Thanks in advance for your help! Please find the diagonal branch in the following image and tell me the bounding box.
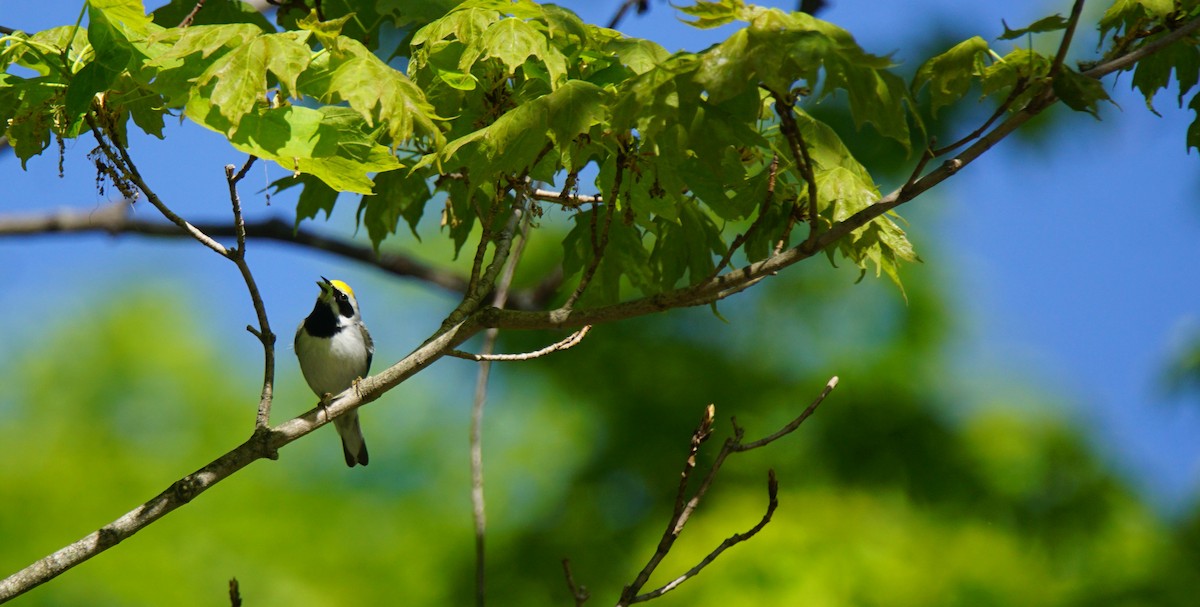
[0,315,484,602]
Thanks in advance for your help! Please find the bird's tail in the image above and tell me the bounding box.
[333,411,369,467]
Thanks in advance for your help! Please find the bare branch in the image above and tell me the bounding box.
[224,158,277,432]
[562,559,590,606]
[616,377,838,606]
[177,0,206,28]
[228,578,242,607]
[1049,0,1087,80]
[447,326,591,362]
[734,375,839,452]
[607,0,649,30]
[1083,14,1200,78]
[632,470,779,603]
[532,188,602,207]
[617,405,717,605]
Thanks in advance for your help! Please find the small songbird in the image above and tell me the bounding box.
[295,277,373,467]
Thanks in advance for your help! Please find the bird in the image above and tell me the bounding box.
[295,277,373,467]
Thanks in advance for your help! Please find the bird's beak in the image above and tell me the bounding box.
[318,276,332,290]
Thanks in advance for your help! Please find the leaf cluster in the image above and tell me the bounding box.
[3,0,1199,308]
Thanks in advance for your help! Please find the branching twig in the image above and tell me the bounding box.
[614,376,839,606]
[89,116,233,257]
[734,375,839,451]
[632,470,779,602]
[447,325,591,362]
[769,91,820,246]
[224,158,277,432]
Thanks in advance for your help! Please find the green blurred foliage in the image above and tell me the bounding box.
[4,260,1196,605]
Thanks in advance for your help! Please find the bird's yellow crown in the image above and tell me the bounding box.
[328,279,355,298]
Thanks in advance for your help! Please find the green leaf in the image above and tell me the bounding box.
[650,202,725,289]
[1053,67,1110,117]
[1132,39,1200,113]
[67,5,137,117]
[89,0,152,34]
[272,173,340,223]
[677,0,746,30]
[440,79,608,176]
[998,14,1069,40]
[358,169,433,246]
[913,36,988,117]
[296,10,353,52]
[300,37,441,145]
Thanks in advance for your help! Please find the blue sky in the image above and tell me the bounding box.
[2,0,1198,513]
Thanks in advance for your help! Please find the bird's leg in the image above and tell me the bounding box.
[318,392,332,423]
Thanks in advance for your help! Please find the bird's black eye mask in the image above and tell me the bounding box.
[335,292,355,318]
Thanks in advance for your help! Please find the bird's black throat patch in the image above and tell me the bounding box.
[303,301,339,338]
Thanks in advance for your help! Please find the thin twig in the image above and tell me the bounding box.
[225,158,277,432]
[1083,14,1200,78]
[616,376,839,606]
[228,578,242,607]
[769,91,820,246]
[177,0,206,28]
[632,470,779,603]
[1049,0,1087,80]
[607,0,648,30]
[734,376,839,451]
[469,190,533,607]
[86,114,229,256]
[562,559,590,606]
[447,326,591,361]
[617,405,717,605]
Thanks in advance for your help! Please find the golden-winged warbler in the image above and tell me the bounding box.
[295,277,373,467]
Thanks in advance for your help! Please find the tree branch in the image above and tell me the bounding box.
[615,376,839,605]
[0,315,484,602]
[469,195,533,607]
[0,201,564,310]
[224,158,277,432]
[770,90,820,245]
[447,325,591,362]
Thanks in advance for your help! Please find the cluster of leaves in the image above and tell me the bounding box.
[2,0,1198,306]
